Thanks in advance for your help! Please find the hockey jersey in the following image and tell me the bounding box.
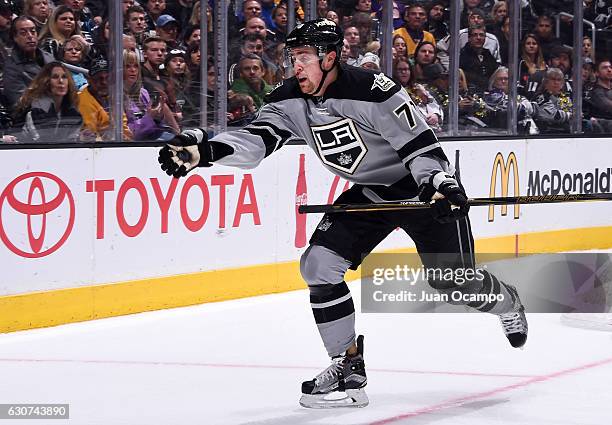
[211,64,453,200]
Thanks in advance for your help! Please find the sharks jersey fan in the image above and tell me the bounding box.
[158,18,529,409]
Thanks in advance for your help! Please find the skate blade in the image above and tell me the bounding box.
[299,388,369,409]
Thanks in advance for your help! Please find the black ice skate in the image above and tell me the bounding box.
[299,335,368,408]
[499,285,528,348]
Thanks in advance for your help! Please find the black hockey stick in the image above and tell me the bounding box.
[298,193,612,214]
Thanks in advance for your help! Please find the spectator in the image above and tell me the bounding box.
[351,12,377,50]
[392,57,413,88]
[39,5,82,58]
[182,25,200,49]
[344,25,362,66]
[141,36,168,96]
[241,16,278,46]
[317,0,329,19]
[525,45,573,100]
[392,33,408,62]
[588,59,612,121]
[144,0,167,31]
[326,10,340,25]
[163,48,191,126]
[24,0,50,33]
[123,49,179,140]
[155,14,181,49]
[0,1,11,84]
[60,35,90,90]
[227,91,256,127]
[532,15,562,60]
[12,61,83,142]
[359,52,380,71]
[455,8,501,63]
[242,0,263,25]
[90,17,109,59]
[427,0,448,41]
[487,1,507,32]
[393,3,435,57]
[126,5,149,48]
[4,16,55,108]
[459,24,498,93]
[271,2,288,42]
[60,0,96,34]
[228,33,276,85]
[413,41,438,83]
[583,35,595,63]
[339,37,350,64]
[354,0,372,15]
[582,58,596,94]
[460,0,494,28]
[122,0,136,16]
[78,58,132,140]
[532,67,573,134]
[230,53,272,109]
[518,34,546,94]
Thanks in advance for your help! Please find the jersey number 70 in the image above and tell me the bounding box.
[393,101,418,130]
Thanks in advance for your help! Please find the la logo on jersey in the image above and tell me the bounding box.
[311,118,367,174]
[371,73,395,92]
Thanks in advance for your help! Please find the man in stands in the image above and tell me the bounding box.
[141,36,168,95]
[393,3,436,56]
[3,16,54,108]
[230,53,272,109]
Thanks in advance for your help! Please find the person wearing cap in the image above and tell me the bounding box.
[78,58,133,141]
[162,48,192,127]
[4,16,55,108]
[359,52,380,71]
[155,14,181,49]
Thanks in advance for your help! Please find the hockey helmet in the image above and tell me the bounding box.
[284,18,344,65]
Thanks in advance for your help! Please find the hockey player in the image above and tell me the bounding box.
[158,18,528,409]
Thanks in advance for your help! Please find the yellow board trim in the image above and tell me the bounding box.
[2,225,612,333]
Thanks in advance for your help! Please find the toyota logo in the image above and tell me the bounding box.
[0,172,75,258]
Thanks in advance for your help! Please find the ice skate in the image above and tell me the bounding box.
[499,285,528,348]
[299,335,368,408]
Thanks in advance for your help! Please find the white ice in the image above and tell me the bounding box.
[1,282,611,425]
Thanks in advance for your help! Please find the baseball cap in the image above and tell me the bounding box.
[549,45,572,58]
[156,14,178,28]
[90,58,109,76]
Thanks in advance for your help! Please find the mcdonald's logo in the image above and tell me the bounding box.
[488,152,520,222]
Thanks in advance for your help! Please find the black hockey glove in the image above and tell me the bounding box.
[422,171,470,223]
[158,128,213,178]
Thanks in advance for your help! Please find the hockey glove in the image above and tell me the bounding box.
[158,128,213,178]
[424,172,470,223]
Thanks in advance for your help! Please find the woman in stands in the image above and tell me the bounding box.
[24,0,50,33]
[518,33,546,94]
[392,34,408,63]
[123,49,180,141]
[12,62,83,142]
[39,5,83,58]
[60,35,90,90]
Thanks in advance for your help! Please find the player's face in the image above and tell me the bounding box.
[290,46,328,95]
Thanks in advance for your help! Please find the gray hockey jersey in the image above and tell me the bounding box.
[212,64,453,200]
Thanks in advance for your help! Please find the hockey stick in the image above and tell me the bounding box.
[298,193,612,214]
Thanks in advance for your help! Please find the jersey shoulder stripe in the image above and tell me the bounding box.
[325,65,402,103]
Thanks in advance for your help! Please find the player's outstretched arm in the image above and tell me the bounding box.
[158,128,234,178]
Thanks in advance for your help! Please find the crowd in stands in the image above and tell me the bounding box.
[0,0,611,142]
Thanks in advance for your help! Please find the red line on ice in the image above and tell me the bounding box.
[368,356,612,425]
